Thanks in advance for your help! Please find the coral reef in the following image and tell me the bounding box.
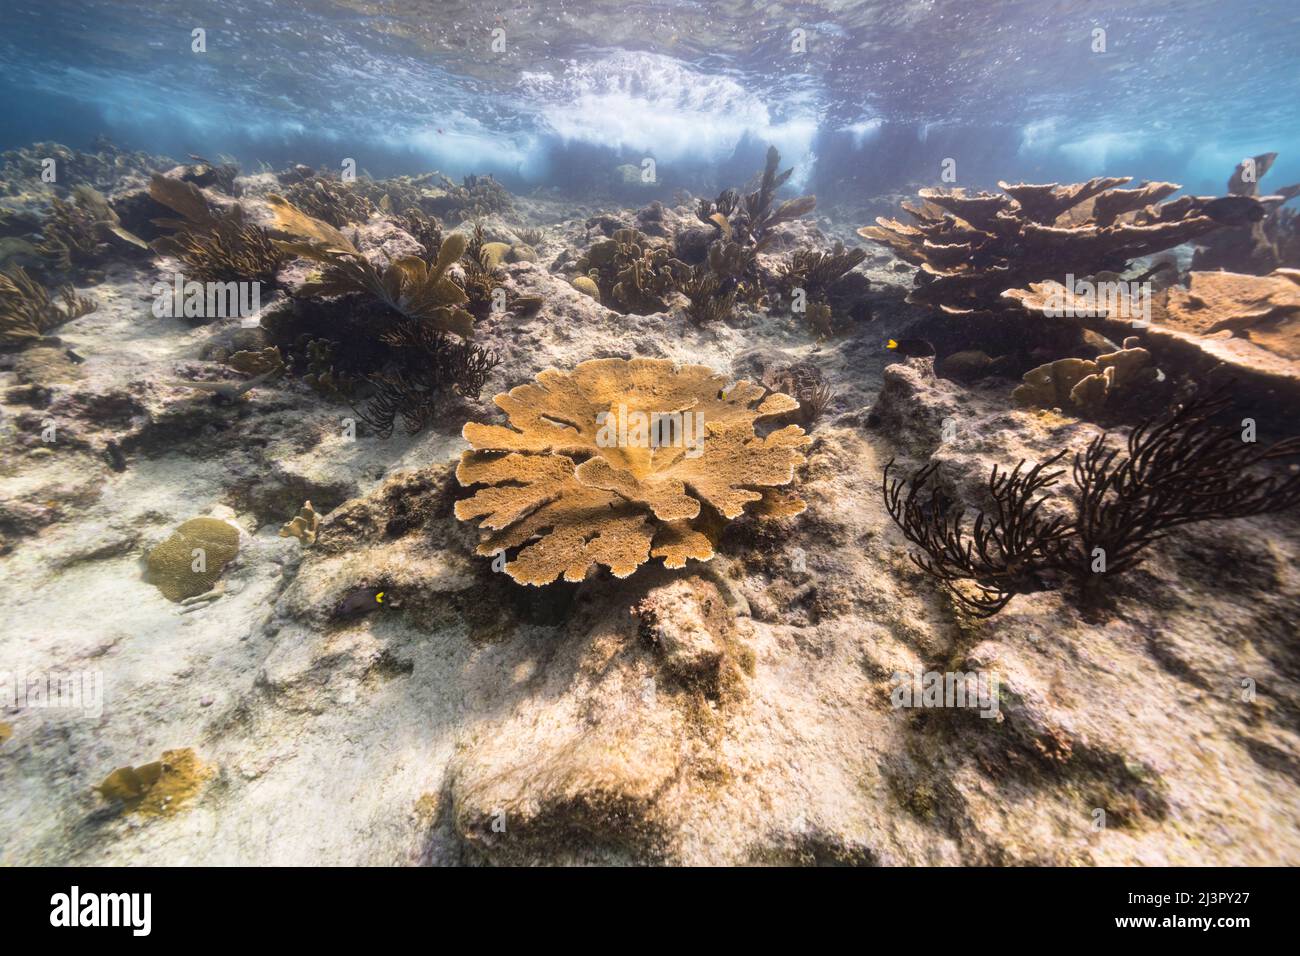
[455,358,809,584]
[7,126,1300,870]
[0,266,96,345]
[36,186,148,272]
[419,172,514,224]
[355,321,500,437]
[149,175,286,286]
[282,175,376,227]
[575,227,690,314]
[268,194,472,336]
[858,177,1259,316]
[0,138,172,197]
[884,392,1300,615]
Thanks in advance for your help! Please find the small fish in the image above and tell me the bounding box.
[165,367,281,400]
[334,586,384,618]
[886,337,937,358]
[1200,195,1265,226]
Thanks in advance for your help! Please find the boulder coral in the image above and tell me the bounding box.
[144,516,240,601]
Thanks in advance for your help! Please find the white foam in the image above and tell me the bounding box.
[519,51,819,183]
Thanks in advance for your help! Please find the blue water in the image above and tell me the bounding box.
[3,0,1299,197]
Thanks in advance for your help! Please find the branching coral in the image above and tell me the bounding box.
[397,207,444,261]
[459,224,506,320]
[699,146,817,249]
[883,393,1300,616]
[352,174,431,213]
[282,176,376,227]
[680,267,736,325]
[1069,395,1300,577]
[36,186,147,271]
[180,154,240,195]
[1012,340,1156,413]
[299,336,357,399]
[1159,269,1300,360]
[778,242,868,300]
[575,227,690,314]
[263,198,497,435]
[762,362,836,428]
[149,175,286,286]
[419,172,514,224]
[0,139,172,197]
[279,501,321,546]
[267,194,472,337]
[356,320,500,437]
[777,240,869,334]
[1004,268,1300,398]
[0,266,96,345]
[36,184,147,270]
[455,358,810,584]
[692,146,817,308]
[859,177,1261,315]
[884,454,1073,616]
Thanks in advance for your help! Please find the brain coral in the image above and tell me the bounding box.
[145,517,240,601]
[455,358,810,584]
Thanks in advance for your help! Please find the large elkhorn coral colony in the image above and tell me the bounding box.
[454,358,810,584]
